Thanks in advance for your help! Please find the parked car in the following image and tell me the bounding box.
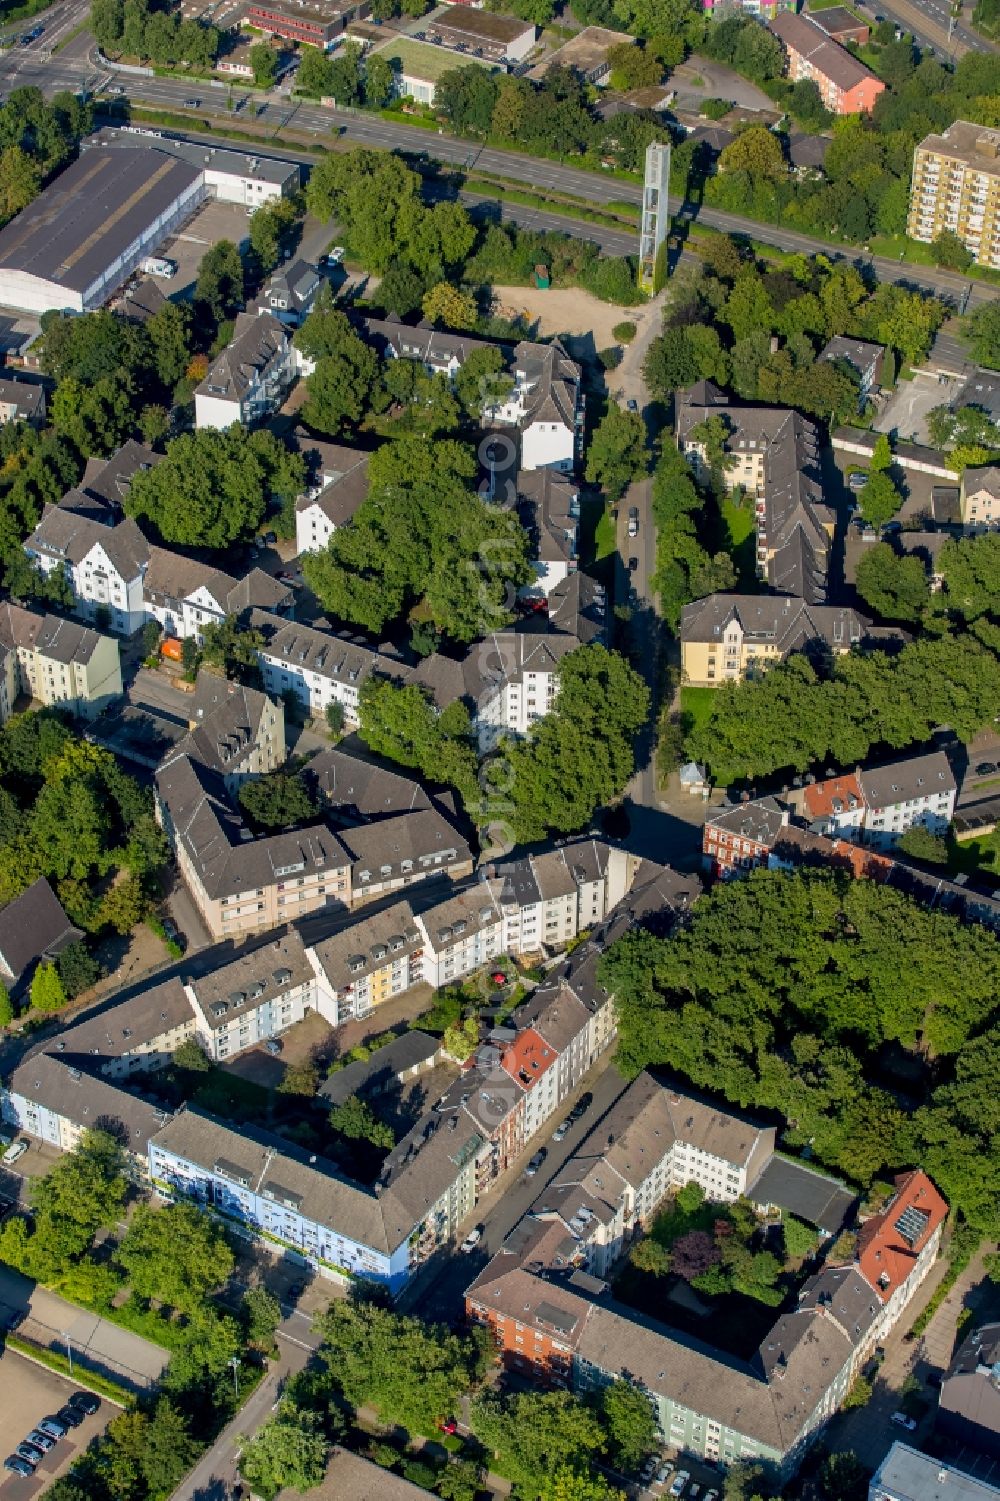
[975,762,998,775]
[264,1039,282,1056]
[705,1491,720,1501]
[669,1473,690,1497]
[3,1138,28,1164]
[891,1411,917,1431]
[552,1119,572,1142]
[626,397,638,412]
[848,469,868,492]
[657,1462,675,1483]
[69,1392,100,1417]
[15,1442,43,1466]
[640,1456,658,1480]
[328,247,346,264]
[38,1416,67,1440]
[628,556,638,573]
[569,1092,593,1122]
[56,1406,84,1430]
[25,1430,55,1453]
[628,506,639,537]
[688,1486,701,1499]
[437,1417,458,1434]
[524,1149,546,1177]
[184,97,201,107]
[460,1226,482,1253]
[4,1456,34,1477]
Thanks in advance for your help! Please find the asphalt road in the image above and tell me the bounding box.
[396,1059,629,1324]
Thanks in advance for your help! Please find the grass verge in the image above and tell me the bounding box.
[6,1332,133,1405]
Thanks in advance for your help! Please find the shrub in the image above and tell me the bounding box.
[613,321,638,342]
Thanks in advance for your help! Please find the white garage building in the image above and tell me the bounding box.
[0,146,205,316]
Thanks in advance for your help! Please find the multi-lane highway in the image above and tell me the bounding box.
[1,35,997,308]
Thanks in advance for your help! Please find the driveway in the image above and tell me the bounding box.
[671,56,776,112]
[0,1266,169,1393]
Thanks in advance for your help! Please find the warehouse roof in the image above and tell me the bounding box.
[0,147,201,295]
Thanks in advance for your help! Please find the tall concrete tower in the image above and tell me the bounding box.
[639,140,671,291]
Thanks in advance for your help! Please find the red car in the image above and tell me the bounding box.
[437,1418,458,1435]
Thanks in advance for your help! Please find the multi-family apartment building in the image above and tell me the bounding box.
[677,383,835,602]
[185,931,319,1062]
[870,1444,1000,1501]
[292,439,369,556]
[768,11,885,115]
[252,613,411,728]
[0,603,122,722]
[907,122,1000,271]
[337,810,474,906]
[961,464,1000,529]
[1,855,696,1291]
[416,572,608,752]
[856,1169,948,1327]
[468,1081,946,1481]
[704,797,790,877]
[818,335,885,409]
[517,470,580,597]
[531,1071,775,1277]
[155,753,353,940]
[680,595,874,685]
[24,501,292,641]
[195,312,298,430]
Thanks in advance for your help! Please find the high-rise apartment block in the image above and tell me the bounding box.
[907,122,1000,270]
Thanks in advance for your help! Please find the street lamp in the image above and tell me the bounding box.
[229,1355,241,1400]
[62,1331,73,1374]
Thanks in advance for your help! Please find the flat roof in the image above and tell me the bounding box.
[0,147,202,295]
[429,5,534,41]
[375,34,499,81]
[95,128,299,188]
[872,1443,1000,1501]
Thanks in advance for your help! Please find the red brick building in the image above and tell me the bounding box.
[702,797,788,878]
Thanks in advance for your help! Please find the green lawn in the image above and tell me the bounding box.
[594,505,617,563]
[949,830,1000,877]
[722,494,759,589]
[680,685,717,733]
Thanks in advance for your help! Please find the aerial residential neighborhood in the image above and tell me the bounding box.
[0,0,998,1495]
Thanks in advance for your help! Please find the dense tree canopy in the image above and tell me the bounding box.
[684,635,1000,784]
[599,869,1000,1229]
[302,438,530,640]
[126,428,305,549]
[117,1201,235,1312]
[315,1301,480,1433]
[497,644,649,844]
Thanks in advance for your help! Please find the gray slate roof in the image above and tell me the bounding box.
[196,312,289,403]
[0,878,82,990]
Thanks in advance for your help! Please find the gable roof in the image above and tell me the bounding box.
[196,312,288,404]
[856,1169,948,1302]
[0,878,82,990]
[769,10,882,92]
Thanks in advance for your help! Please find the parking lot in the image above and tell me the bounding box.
[638,1454,722,1500]
[161,198,254,299]
[874,372,964,445]
[0,1350,111,1494]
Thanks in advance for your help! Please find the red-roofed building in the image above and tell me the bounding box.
[856,1170,948,1331]
[798,772,866,840]
[502,1026,561,1149]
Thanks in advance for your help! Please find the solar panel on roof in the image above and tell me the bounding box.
[895,1204,930,1247]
